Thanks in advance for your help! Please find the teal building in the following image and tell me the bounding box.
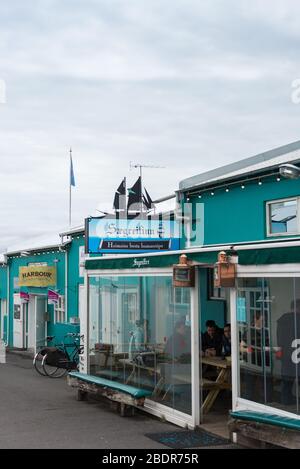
[81,140,300,435]
[0,227,85,351]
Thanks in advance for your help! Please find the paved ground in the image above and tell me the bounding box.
[0,354,237,449]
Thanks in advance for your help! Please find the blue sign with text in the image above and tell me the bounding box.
[86,217,180,254]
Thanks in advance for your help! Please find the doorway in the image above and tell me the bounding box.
[13,293,28,349]
[12,294,47,352]
[198,268,232,436]
[0,299,7,343]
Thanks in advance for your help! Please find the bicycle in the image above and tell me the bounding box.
[41,333,84,378]
[33,336,56,376]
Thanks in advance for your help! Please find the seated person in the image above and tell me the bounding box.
[164,319,191,363]
[128,320,145,359]
[201,320,222,357]
[221,323,231,357]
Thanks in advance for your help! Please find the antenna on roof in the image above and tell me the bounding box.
[129,162,165,214]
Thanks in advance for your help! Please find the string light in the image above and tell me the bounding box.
[258,180,263,186]
[276,177,281,182]
[225,188,229,193]
[211,191,215,196]
[241,184,245,189]
[198,195,202,199]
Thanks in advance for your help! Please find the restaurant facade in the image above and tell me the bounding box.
[0,227,85,352]
[79,140,300,435]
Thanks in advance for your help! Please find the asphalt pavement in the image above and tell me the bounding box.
[0,354,178,449]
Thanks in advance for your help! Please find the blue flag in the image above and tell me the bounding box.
[70,154,76,187]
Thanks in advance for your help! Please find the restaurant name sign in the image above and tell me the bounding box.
[86,217,180,254]
[19,266,56,287]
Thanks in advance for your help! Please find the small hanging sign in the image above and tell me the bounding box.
[173,254,195,287]
[214,251,236,288]
[48,289,59,304]
[20,291,29,303]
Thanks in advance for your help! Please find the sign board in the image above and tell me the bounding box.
[14,304,21,319]
[237,297,247,323]
[19,266,56,287]
[86,217,180,254]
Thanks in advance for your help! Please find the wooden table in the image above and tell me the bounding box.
[118,356,161,386]
[201,356,231,414]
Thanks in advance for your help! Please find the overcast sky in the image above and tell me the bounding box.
[1,0,300,251]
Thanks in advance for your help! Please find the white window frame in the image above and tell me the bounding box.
[232,264,300,421]
[266,196,300,237]
[85,267,198,429]
[27,262,48,266]
[54,295,65,324]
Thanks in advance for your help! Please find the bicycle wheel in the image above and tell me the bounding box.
[33,352,47,376]
[42,353,68,378]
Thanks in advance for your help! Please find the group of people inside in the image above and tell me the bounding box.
[201,320,231,358]
[164,318,231,362]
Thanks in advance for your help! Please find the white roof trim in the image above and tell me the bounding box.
[180,140,300,192]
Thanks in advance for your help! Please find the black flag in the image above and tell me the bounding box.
[127,176,142,212]
[113,178,126,211]
[143,187,154,210]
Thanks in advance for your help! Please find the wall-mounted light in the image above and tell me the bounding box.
[279,164,300,179]
[20,251,30,257]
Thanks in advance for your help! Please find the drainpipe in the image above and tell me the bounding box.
[65,248,68,322]
[5,255,9,347]
[60,235,68,322]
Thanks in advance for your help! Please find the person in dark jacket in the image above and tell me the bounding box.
[164,320,191,362]
[201,320,222,357]
[221,323,231,357]
[277,299,300,406]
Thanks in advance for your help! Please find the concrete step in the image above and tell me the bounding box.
[6,347,34,359]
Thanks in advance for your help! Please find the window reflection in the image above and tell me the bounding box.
[88,275,192,415]
[268,199,297,234]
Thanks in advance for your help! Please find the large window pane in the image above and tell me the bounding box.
[237,278,267,404]
[268,199,297,235]
[237,277,300,415]
[88,275,192,415]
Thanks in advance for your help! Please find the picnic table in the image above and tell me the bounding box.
[201,356,231,414]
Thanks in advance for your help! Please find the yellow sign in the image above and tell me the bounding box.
[19,266,56,287]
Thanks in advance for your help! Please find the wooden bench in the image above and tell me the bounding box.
[68,372,152,417]
[229,411,300,448]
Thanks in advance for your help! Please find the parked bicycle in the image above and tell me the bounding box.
[33,333,84,378]
[33,336,56,376]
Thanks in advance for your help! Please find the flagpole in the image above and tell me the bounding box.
[69,148,72,227]
[140,166,143,216]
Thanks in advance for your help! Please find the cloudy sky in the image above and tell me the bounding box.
[1,0,300,251]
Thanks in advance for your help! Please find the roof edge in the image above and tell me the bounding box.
[179,139,300,192]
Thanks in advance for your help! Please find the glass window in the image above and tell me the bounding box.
[207,269,226,300]
[267,198,298,235]
[237,277,300,415]
[54,295,65,323]
[88,275,192,415]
